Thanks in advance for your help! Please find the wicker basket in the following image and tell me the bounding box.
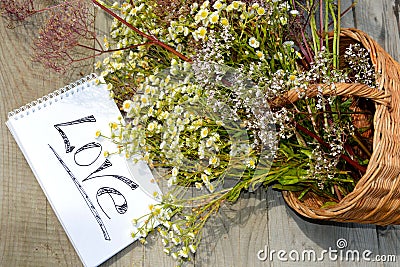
[282,28,400,226]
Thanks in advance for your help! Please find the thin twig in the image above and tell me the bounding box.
[91,0,192,63]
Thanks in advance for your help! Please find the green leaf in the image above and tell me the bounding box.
[272,184,304,191]
[300,149,313,159]
[298,188,311,200]
[320,201,338,208]
[278,177,300,185]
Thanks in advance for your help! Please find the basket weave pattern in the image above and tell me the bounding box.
[282,28,400,225]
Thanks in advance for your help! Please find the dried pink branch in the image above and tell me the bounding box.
[5,0,191,72]
[0,0,35,21]
[32,0,99,72]
[91,0,192,63]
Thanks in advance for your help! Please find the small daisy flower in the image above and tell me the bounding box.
[122,100,133,112]
[290,9,299,16]
[141,95,149,106]
[189,244,197,253]
[247,158,256,169]
[197,26,207,39]
[200,0,209,9]
[179,247,189,258]
[100,70,109,78]
[283,40,295,47]
[206,137,214,147]
[103,36,109,49]
[220,17,229,27]
[256,50,265,60]
[183,26,189,36]
[249,37,260,48]
[176,25,184,33]
[207,182,215,192]
[201,173,209,183]
[167,176,177,187]
[103,57,109,65]
[209,156,220,167]
[197,9,209,20]
[112,50,123,58]
[257,7,266,16]
[171,252,178,260]
[209,12,219,24]
[94,61,101,69]
[232,1,241,9]
[213,1,223,10]
[130,7,138,15]
[191,2,198,11]
[172,167,179,177]
[110,122,118,130]
[200,127,209,138]
[147,121,156,132]
[172,237,181,245]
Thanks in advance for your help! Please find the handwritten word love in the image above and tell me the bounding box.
[48,115,138,241]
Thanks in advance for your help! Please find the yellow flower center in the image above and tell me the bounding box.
[214,2,223,9]
[221,18,229,26]
[257,7,265,15]
[199,9,208,19]
[198,27,207,38]
[210,14,219,23]
[123,102,131,110]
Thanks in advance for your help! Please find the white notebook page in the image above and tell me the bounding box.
[6,75,160,267]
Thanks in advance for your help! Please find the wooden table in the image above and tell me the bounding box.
[1,1,400,266]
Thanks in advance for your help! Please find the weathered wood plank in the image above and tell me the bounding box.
[1,1,400,267]
[341,0,400,61]
[194,189,269,267]
[0,15,83,267]
[266,188,383,267]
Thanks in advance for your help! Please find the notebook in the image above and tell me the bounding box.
[6,74,161,267]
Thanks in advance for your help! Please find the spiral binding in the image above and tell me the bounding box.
[8,73,98,120]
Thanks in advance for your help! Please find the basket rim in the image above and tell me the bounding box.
[282,28,400,225]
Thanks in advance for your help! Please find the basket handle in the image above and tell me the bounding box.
[271,83,391,108]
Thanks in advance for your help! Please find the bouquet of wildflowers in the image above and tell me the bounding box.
[2,0,378,264]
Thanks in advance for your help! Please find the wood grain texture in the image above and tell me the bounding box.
[0,15,85,267]
[1,1,400,267]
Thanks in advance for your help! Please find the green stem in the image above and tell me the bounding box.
[337,0,341,68]
[329,1,339,68]
[309,0,319,53]
[295,123,367,174]
[324,0,329,52]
